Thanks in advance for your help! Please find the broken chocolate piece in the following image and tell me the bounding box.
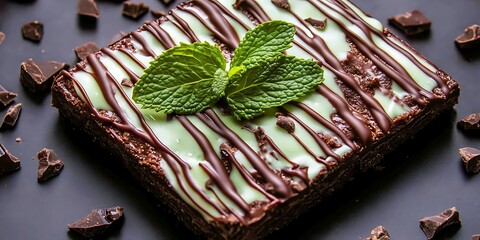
[122,1,149,19]
[271,0,290,10]
[21,21,44,42]
[276,115,295,133]
[20,59,69,92]
[459,147,480,174]
[0,85,17,109]
[1,103,22,129]
[68,206,124,238]
[419,207,461,240]
[0,32,5,45]
[363,226,391,240]
[151,9,166,19]
[388,10,431,35]
[457,113,480,132]
[37,148,64,181]
[455,24,480,49]
[109,31,126,45]
[0,143,20,176]
[74,41,99,60]
[305,17,327,30]
[121,78,134,88]
[472,234,480,240]
[77,0,99,19]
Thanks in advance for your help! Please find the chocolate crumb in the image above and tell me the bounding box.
[77,0,100,19]
[271,0,290,10]
[74,41,99,60]
[151,9,166,19]
[276,115,295,133]
[121,78,134,88]
[68,206,124,238]
[459,147,480,174]
[15,137,22,142]
[122,1,149,19]
[455,24,480,49]
[457,113,480,132]
[21,21,44,42]
[1,103,22,129]
[305,17,327,30]
[20,59,70,92]
[388,10,431,36]
[0,32,5,45]
[419,207,461,240]
[363,226,391,240]
[37,148,64,181]
[0,143,21,176]
[0,85,17,109]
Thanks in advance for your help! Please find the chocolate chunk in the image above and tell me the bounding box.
[305,17,327,30]
[121,78,134,88]
[473,234,480,240]
[1,103,22,129]
[74,41,99,60]
[0,143,20,176]
[388,10,431,36]
[363,226,391,240]
[0,32,5,45]
[455,25,480,49]
[457,113,480,132]
[122,1,149,19]
[271,0,290,10]
[77,0,99,19]
[68,206,124,238]
[151,9,166,19]
[20,59,70,92]
[21,21,44,42]
[109,31,126,45]
[0,85,17,109]
[276,115,295,133]
[419,207,461,240]
[37,148,64,181]
[459,147,480,174]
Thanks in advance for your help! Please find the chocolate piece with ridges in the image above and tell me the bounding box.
[20,59,69,92]
[305,17,327,30]
[1,103,22,129]
[363,226,391,240]
[122,1,149,19]
[388,10,431,35]
[21,21,43,42]
[68,206,124,238]
[77,0,99,19]
[419,207,461,240]
[455,25,480,49]
[37,148,64,181]
[459,147,480,174]
[0,85,17,109]
[0,143,20,176]
[74,42,99,60]
[0,32,5,45]
[457,113,480,132]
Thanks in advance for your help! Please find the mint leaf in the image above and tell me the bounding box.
[230,20,296,68]
[226,54,324,120]
[132,42,228,114]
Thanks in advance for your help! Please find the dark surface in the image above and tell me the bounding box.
[0,0,479,239]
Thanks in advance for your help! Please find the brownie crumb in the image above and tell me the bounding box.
[419,207,461,240]
[151,9,166,19]
[276,115,295,133]
[459,147,480,174]
[1,103,22,129]
[0,143,21,176]
[457,113,480,132]
[21,21,44,42]
[20,59,70,92]
[68,206,124,238]
[455,24,480,49]
[363,226,391,240]
[74,41,99,60]
[122,1,149,19]
[37,148,64,182]
[77,0,100,19]
[388,10,431,36]
[305,17,327,30]
[0,85,17,109]
[0,32,5,45]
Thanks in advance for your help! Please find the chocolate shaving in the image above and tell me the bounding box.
[68,206,124,238]
[457,113,480,132]
[122,1,149,19]
[459,147,480,174]
[0,144,20,176]
[21,21,44,42]
[151,9,166,19]
[0,85,17,109]
[0,32,5,45]
[271,0,290,10]
[74,41,99,60]
[419,207,461,240]
[455,24,480,49]
[388,10,431,36]
[1,103,22,129]
[77,0,100,19]
[363,226,391,240]
[121,78,134,88]
[20,59,70,92]
[305,17,327,30]
[37,148,64,182]
[276,115,295,133]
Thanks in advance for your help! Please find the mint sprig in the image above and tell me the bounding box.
[133,20,324,120]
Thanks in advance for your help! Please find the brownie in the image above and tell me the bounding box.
[51,1,460,239]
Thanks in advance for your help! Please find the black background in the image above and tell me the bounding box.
[1,0,480,239]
